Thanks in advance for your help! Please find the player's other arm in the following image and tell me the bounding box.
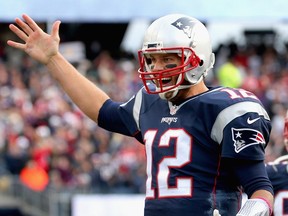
[233,159,274,215]
[7,14,109,122]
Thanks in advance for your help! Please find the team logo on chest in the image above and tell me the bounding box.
[169,104,179,115]
[231,128,265,153]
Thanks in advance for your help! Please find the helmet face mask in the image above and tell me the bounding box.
[138,14,215,97]
[138,47,200,94]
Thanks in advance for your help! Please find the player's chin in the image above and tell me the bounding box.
[164,91,174,100]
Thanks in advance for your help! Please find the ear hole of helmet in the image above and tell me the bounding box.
[199,60,204,66]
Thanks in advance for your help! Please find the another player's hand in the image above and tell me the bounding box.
[7,14,61,65]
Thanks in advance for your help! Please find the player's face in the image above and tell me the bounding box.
[148,53,182,88]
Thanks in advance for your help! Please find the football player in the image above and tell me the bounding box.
[266,110,288,216]
[7,13,273,216]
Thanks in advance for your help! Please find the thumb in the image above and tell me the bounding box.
[51,20,61,38]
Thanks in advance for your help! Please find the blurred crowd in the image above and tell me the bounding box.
[0,33,288,194]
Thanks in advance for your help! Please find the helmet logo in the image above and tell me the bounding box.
[171,17,195,39]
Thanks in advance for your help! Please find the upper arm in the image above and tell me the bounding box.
[98,99,142,143]
[98,99,131,136]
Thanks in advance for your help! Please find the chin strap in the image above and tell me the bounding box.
[158,88,179,100]
[158,84,193,100]
[158,74,204,100]
[157,84,190,101]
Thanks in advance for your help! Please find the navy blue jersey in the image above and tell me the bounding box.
[266,160,288,216]
[98,86,271,216]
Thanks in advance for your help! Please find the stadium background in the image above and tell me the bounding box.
[1,1,288,216]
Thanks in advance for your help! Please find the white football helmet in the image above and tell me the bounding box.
[138,13,215,99]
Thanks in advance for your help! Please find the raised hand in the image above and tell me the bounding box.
[7,14,61,65]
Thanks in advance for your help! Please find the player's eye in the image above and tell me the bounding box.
[145,57,152,65]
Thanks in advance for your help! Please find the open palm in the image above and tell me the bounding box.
[7,14,61,65]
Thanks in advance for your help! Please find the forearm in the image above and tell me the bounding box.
[47,52,110,122]
[231,158,274,215]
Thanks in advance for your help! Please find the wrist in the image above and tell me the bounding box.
[254,197,273,215]
[237,198,272,216]
[45,51,62,66]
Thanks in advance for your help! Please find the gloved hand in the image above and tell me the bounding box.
[213,209,221,216]
[236,198,271,216]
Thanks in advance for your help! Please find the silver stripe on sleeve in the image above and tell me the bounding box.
[120,87,143,130]
[132,89,143,130]
[211,101,270,144]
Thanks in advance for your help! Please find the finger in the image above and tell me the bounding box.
[22,14,42,32]
[51,20,61,38]
[15,17,34,36]
[7,40,26,50]
[9,24,29,42]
